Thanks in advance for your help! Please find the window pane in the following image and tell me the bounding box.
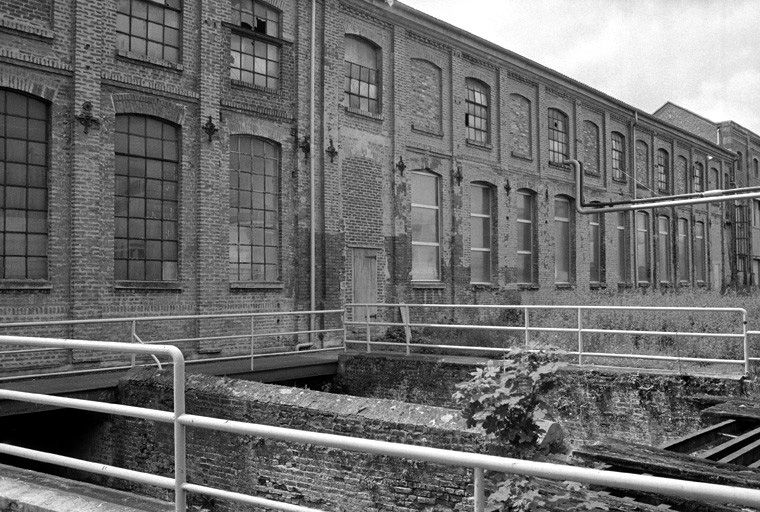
[471,251,490,283]
[412,208,439,243]
[412,245,438,281]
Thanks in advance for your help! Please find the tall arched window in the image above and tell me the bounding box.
[677,156,689,194]
[114,115,179,281]
[582,121,600,175]
[636,211,650,285]
[617,212,630,285]
[611,132,626,181]
[590,212,604,285]
[693,161,704,192]
[230,1,282,89]
[345,35,380,114]
[229,135,280,282]
[0,89,48,280]
[116,0,181,62]
[656,149,669,193]
[465,79,490,144]
[657,215,671,284]
[548,109,569,163]
[754,158,759,179]
[554,196,574,284]
[677,218,689,284]
[470,183,494,283]
[411,170,440,281]
[635,140,649,188]
[516,189,537,285]
[694,221,706,284]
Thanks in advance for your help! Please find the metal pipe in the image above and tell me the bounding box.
[473,467,485,512]
[173,339,187,512]
[345,303,746,313]
[183,483,325,512]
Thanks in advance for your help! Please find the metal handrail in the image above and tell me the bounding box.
[3,335,760,511]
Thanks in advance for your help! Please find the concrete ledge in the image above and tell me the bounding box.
[0,463,172,512]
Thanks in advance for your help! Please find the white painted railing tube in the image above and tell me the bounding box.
[130,320,137,367]
[172,345,187,512]
[473,467,485,512]
[342,308,348,352]
[524,307,529,347]
[743,309,750,375]
[250,315,256,371]
[183,483,326,512]
[365,307,371,353]
[577,307,583,365]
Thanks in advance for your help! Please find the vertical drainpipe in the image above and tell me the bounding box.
[631,112,638,286]
[310,0,317,329]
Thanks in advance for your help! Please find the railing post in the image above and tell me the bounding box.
[173,353,187,512]
[365,306,371,353]
[342,308,348,352]
[130,320,137,367]
[577,307,583,366]
[400,304,411,356]
[473,467,485,512]
[743,309,750,376]
[524,307,530,347]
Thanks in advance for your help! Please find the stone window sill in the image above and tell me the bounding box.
[510,151,533,162]
[115,281,182,291]
[548,161,569,170]
[617,282,633,290]
[344,106,384,122]
[411,281,445,289]
[590,282,607,290]
[555,283,575,290]
[465,139,492,151]
[517,283,539,290]
[585,170,601,178]
[230,282,284,291]
[0,280,52,292]
[0,16,55,40]
[411,125,443,138]
[230,79,280,94]
[470,282,497,290]
[612,177,627,184]
[116,49,183,72]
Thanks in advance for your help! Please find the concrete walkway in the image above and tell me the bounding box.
[0,463,173,512]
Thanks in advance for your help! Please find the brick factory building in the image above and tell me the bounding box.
[0,0,757,333]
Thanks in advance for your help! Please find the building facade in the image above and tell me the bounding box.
[0,0,745,338]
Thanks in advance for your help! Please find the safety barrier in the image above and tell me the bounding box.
[345,303,750,375]
[2,335,760,511]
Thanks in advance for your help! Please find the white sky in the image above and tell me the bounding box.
[401,0,760,135]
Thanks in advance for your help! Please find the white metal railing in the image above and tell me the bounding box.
[3,335,760,511]
[345,303,750,375]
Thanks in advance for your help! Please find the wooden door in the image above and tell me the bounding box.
[352,249,378,320]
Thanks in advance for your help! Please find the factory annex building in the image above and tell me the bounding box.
[0,0,757,330]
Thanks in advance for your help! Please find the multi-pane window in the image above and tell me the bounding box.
[465,79,489,144]
[636,211,650,284]
[0,90,48,280]
[516,189,536,285]
[411,171,440,281]
[554,196,573,284]
[611,132,626,181]
[677,218,689,283]
[114,115,179,281]
[590,212,603,285]
[617,212,630,284]
[548,109,569,164]
[693,162,704,192]
[345,35,380,114]
[694,221,706,283]
[116,0,181,62]
[230,0,281,89]
[229,135,280,282]
[656,149,669,193]
[470,183,493,283]
[657,216,671,284]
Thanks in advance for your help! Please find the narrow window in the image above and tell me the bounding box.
[116,0,181,62]
[548,109,569,164]
[710,168,719,190]
[465,79,489,145]
[617,212,630,284]
[694,221,706,284]
[230,1,282,89]
[753,199,760,228]
[0,89,48,280]
[656,149,669,193]
[345,35,380,114]
[470,183,493,283]
[724,172,731,190]
[554,196,573,284]
[611,132,626,181]
[754,158,759,179]
[677,156,689,194]
[657,215,671,284]
[590,212,604,285]
[635,140,649,188]
[582,121,600,175]
[693,162,704,192]
[114,115,179,281]
[229,135,280,282]
[677,218,689,283]
[516,189,536,285]
[636,211,650,285]
[411,171,440,281]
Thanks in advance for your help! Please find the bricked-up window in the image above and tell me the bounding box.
[114,115,179,281]
[470,183,493,284]
[694,221,706,284]
[693,161,704,192]
[636,211,650,285]
[678,217,689,283]
[411,170,440,281]
[582,121,600,175]
[611,132,626,181]
[724,172,731,189]
[229,136,280,282]
[710,168,719,190]
[635,140,650,188]
[345,35,380,114]
[116,0,181,62]
[657,215,672,284]
[0,90,48,280]
[753,199,760,228]
[617,212,630,284]
[229,1,282,89]
[548,109,569,164]
[554,196,573,284]
[677,156,689,194]
[754,158,759,178]
[465,79,489,144]
[656,149,669,193]
[590,212,604,285]
[516,189,537,285]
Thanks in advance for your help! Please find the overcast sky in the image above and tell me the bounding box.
[402,0,760,135]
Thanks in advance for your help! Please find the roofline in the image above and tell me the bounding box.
[361,0,734,158]
[654,101,719,128]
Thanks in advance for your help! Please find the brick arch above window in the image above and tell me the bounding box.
[0,74,58,102]
[111,93,186,126]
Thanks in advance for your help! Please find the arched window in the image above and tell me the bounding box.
[582,121,600,175]
[617,212,630,284]
[677,156,689,194]
[410,170,440,281]
[636,211,650,285]
[465,79,490,144]
[229,135,280,282]
[114,115,179,281]
[657,215,671,284]
[0,89,48,279]
[710,168,719,190]
[345,35,380,114]
[116,0,181,62]
[590,211,604,285]
[548,109,569,163]
[611,132,626,181]
[554,195,574,284]
[656,149,669,193]
[516,189,537,285]
[677,218,689,284]
[694,221,706,284]
[635,140,649,188]
[470,183,494,283]
[693,161,704,192]
[230,1,282,89]
[754,157,759,179]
